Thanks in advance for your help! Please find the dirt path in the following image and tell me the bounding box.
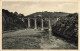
[39,36,78,49]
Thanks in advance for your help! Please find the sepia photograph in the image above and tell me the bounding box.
[2,0,78,49]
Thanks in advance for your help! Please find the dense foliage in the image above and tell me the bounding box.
[52,13,78,44]
[2,9,26,31]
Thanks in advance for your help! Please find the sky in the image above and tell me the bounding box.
[2,1,78,16]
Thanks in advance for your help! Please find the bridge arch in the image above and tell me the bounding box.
[24,15,52,31]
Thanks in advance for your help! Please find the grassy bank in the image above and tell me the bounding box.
[3,35,42,49]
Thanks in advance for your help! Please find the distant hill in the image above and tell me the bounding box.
[26,11,70,18]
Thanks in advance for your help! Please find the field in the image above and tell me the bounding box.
[2,29,78,49]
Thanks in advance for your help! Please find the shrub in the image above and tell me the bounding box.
[52,13,78,44]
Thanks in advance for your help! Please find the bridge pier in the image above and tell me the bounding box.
[28,17,30,28]
[34,18,37,29]
[48,17,51,31]
[41,18,44,31]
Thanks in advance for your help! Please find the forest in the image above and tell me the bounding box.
[52,13,78,45]
[2,9,26,31]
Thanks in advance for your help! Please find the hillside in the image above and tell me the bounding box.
[26,11,70,18]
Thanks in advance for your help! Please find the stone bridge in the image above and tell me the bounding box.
[22,14,60,31]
